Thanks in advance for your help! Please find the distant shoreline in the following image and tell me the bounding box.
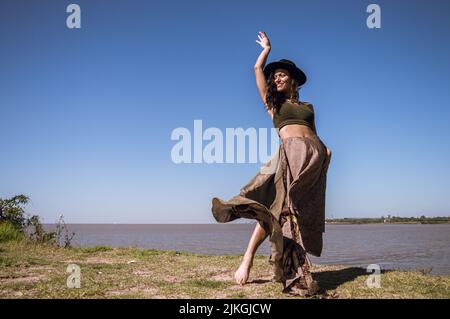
[325,217,450,225]
[39,220,450,226]
[326,221,450,225]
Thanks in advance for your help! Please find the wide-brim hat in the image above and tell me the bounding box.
[263,59,307,86]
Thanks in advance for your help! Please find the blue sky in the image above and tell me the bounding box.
[1,0,449,223]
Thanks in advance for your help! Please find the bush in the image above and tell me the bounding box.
[0,195,29,230]
[26,215,58,245]
[0,194,75,247]
[54,214,75,248]
[0,221,25,243]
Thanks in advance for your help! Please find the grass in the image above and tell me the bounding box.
[0,240,449,299]
[77,246,114,253]
[0,222,26,243]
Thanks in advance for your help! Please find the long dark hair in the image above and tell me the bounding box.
[265,71,301,113]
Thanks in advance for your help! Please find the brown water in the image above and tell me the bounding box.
[43,223,450,275]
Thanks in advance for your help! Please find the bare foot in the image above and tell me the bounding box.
[234,256,253,285]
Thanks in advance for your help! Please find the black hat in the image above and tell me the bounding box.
[263,59,307,86]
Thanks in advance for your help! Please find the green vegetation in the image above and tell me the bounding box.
[78,246,114,253]
[0,240,449,299]
[0,195,74,247]
[0,221,26,243]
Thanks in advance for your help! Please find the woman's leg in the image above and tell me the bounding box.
[234,222,268,285]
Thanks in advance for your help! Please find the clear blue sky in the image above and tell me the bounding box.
[1,0,450,223]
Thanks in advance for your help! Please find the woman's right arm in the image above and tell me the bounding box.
[254,32,273,119]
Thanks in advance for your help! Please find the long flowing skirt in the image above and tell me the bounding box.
[211,134,331,296]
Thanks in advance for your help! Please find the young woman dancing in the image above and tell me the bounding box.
[212,31,332,297]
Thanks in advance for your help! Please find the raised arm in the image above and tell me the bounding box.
[254,32,273,119]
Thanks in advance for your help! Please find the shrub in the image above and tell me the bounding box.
[0,195,75,247]
[0,221,25,243]
[0,195,29,230]
[26,215,58,245]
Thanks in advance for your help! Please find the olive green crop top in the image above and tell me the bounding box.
[272,101,315,130]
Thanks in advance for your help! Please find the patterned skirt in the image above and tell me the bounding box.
[212,134,331,296]
[279,136,328,295]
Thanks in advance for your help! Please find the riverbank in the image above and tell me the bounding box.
[1,241,449,299]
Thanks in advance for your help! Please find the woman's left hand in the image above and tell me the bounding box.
[256,31,271,50]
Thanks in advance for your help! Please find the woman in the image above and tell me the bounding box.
[211,31,332,297]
